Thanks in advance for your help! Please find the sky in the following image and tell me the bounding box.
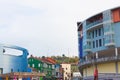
[0,0,120,57]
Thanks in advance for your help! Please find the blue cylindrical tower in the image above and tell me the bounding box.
[0,44,29,74]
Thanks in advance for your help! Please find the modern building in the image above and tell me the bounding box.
[61,63,71,80]
[0,44,28,73]
[0,44,44,80]
[77,7,120,80]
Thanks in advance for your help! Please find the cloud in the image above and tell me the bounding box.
[0,0,120,57]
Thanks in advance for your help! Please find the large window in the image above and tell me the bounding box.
[99,39,102,47]
[93,41,95,48]
[92,31,94,38]
[38,63,41,67]
[103,38,105,46]
[96,40,98,47]
[99,28,101,36]
[11,69,13,72]
[32,64,35,67]
[95,29,97,37]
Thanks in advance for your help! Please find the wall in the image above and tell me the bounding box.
[61,64,71,80]
[97,62,116,73]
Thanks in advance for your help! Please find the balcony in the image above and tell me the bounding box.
[105,39,115,47]
[104,26,114,35]
[86,19,103,29]
[86,36,91,42]
[78,56,120,67]
[83,45,91,52]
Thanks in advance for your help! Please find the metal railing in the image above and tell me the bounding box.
[86,19,103,29]
[84,73,120,80]
[79,56,120,67]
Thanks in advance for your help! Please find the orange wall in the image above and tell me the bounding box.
[112,8,120,23]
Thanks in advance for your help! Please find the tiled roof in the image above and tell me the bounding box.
[29,55,56,64]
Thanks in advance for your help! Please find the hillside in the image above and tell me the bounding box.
[51,55,79,64]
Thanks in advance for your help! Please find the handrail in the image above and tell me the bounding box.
[79,56,120,67]
[87,19,103,29]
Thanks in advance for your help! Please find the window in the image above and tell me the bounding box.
[95,29,97,37]
[11,69,13,72]
[92,31,94,38]
[18,69,19,72]
[32,64,35,67]
[56,72,59,76]
[0,68,3,74]
[38,63,40,67]
[99,39,102,47]
[103,38,105,46]
[52,65,55,69]
[96,40,98,47]
[43,63,47,68]
[93,41,95,48]
[28,64,30,67]
[98,28,101,36]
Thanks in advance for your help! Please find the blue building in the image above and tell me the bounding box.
[0,44,44,80]
[77,7,120,80]
[0,44,29,74]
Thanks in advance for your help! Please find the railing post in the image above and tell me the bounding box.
[115,48,118,57]
[85,56,88,61]
[115,48,118,75]
[96,52,98,59]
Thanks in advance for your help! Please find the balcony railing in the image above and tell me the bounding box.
[78,56,120,67]
[86,36,91,42]
[104,27,114,35]
[84,73,120,80]
[86,19,103,29]
[105,39,115,47]
[83,45,91,52]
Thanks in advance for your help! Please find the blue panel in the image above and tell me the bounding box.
[27,68,32,72]
[79,38,83,58]
[113,22,120,47]
[27,78,31,80]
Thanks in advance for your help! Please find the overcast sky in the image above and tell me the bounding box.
[0,0,120,57]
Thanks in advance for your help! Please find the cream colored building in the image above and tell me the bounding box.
[61,63,71,80]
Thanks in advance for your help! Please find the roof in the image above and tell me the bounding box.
[0,72,45,78]
[29,55,56,64]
